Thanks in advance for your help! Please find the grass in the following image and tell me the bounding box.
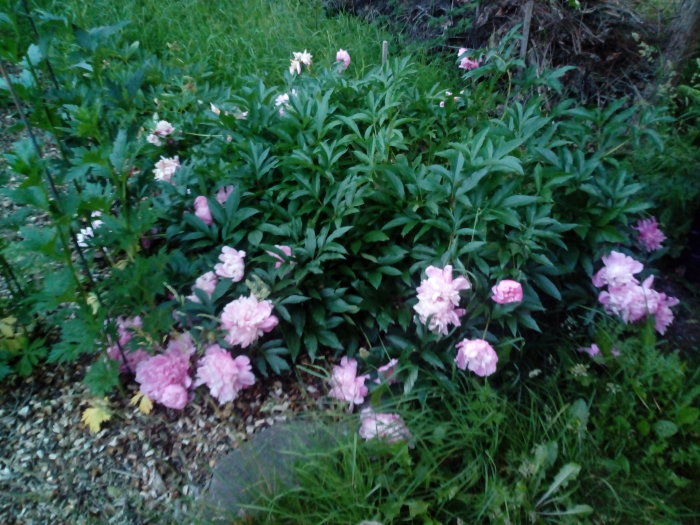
[229,345,700,524]
[25,0,456,89]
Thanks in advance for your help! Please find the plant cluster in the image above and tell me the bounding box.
[0,8,687,408]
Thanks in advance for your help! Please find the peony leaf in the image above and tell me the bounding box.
[81,398,112,434]
[129,392,142,406]
[139,394,153,415]
[0,317,17,338]
[129,392,152,415]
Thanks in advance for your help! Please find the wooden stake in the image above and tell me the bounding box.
[520,0,534,65]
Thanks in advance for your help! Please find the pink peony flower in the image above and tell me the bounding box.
[194,196,213,225]
[289,50,312,75]
[275,93,290,116]
[214,246,246,281]
[374,358,398,384]
[329,356,368,409]
[135,333,194,410]
[599,276,658,324]
[359,409,411,443]
[633,217,666,252]
[596,272,679,334]
[458,48,479,71]
[187,271,218,303]
[336,49,351,70]
[215,185,234,205]
[289,59,302,75]
[106,316,150,372]
[491,279,524,304]
[578,343,601,358]
[455,338,498,377]
[195,345,256,404]
[220,295,279,348]
[294,50,313,66]
[414,265,470,335]
[592,251,644,288]
[154,120,174,137]
[153,155,180,183]
[146,120,175,146]
[653,292,679,335]
[159,384,189,410]
[266,244,293,269]
[577,344,620,358]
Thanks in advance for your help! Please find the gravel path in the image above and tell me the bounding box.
[0,360,327,524]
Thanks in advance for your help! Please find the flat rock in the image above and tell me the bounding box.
[200,419,348,521]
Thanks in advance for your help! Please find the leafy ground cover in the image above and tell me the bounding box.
[0,0,699,523]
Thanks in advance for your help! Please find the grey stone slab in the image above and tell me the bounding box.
[199,419,349,522]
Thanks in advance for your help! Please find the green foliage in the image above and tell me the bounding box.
[0,5,689,394]
[26,0,397,85]
[630,60,700,254]
[243,337,699,524]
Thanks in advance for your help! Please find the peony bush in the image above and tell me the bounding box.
[0,14,682,406]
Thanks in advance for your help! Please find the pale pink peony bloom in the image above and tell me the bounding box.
[220,295,279,348]
[106,316,149,372]
[275,93,290,106]
[289,59,302,75]
[592,251,644,288]
[491,279,524,304]
[193,196,213,225]
[374,358,398,384]
[414,265,470,335]
[329,356,368,409]
[154,120,174,137]
[359,409,411,443]
[187,271,218,303]
[289,50,312,75]
[458,48,479,71]
[166,331,197,358]
[578,343,601,358]
[215,185,234,205]
[597,273,679,334]
[159,384,189,410]
[653,292,679,335]
[146,120,175,146]
[266,245,293,269]
[455,338,498,377]
[577,343,620,358]
[153,155,180,183]
[232,108,248,120]
[599,277,658,324]
[294,50,313,66]
[195,345,256,404]
[135,333,194,409]
[275,93,291,116]
[633,217,666,252]
[336,48,351,70]
[214,246,246,281]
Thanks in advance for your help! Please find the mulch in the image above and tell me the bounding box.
[0,359,328,524]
